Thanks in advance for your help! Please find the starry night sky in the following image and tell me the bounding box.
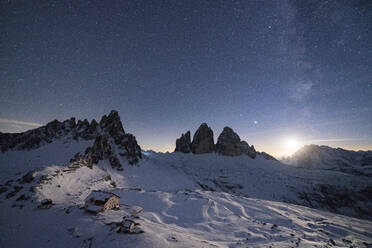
[1,0,371,156]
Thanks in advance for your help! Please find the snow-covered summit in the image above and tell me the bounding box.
[285,144,372,176]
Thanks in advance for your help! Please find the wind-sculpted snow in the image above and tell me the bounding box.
[1,172,371,247]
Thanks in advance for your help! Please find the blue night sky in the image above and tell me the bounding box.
[1,0,371,156]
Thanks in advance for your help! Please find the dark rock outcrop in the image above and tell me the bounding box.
[240,141,257,159]
[216,127,241,156]
[0,117,98,151]
[78,119,100,140]
[115,133,142,165]
[83,111,142,168]
[174,124,272,159]
[216,127,257,158]
[99,110,125,139]
[175,131,191,153]
[85,135,121,169]
[191,123,215,154]
[258,152,276,160]
[20,170,36,184]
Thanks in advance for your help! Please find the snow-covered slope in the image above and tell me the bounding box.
[284,145,372,176]
[1,113,371,247]
[0,138,93,182]
[1,154,372,248]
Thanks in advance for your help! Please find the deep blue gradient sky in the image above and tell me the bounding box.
[1,0,371,156]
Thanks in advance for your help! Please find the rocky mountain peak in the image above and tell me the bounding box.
[216,126,257,158]
[175,131,191,153]
[191,123,215,154]
[217,127,241,144]
[216,126,242,156]
[287,144,372,175]
[0,110,142,167]
[84,135,122,169]
[82,110,142,168]
[99,110,125,139]
[174,124,276,160]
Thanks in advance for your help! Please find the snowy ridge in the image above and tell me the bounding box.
[284,145,372,176]
[0,117,98,152]
[0,110,142,169]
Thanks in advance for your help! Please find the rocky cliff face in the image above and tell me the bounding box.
[216,127,242,156]
[0,117,97,152]
[174,124,275,160]
[240,141,257,159]
[174,131,191,153]
[215,127,256,158]
[191,123,215,154]
[93,111,142,166]
[0,110,142,167]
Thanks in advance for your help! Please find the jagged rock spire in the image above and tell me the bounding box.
[216,126,257,158]
[85,135,122,169]
[99,110,125,139]
[175,131,191,153]
[216,126,242,156]
[85,110,142,168]
[0,110,142,168]
[191,123,215,154]
[174,124,260,159]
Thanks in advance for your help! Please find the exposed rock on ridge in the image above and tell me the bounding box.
[0,110,142,167]
[216,127,256,158]
[216,127,241,156]
[84,135,121,169]
[259,152,276,161]
[0,117,98,152]
[76,110,142,168]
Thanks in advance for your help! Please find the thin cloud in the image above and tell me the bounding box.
[307,138,363,143]
[0,118,42,128]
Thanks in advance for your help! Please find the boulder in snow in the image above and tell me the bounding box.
[38,198,53,209]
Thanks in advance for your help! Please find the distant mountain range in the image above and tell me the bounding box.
[1,110,371,178]
[282,144,372,176]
